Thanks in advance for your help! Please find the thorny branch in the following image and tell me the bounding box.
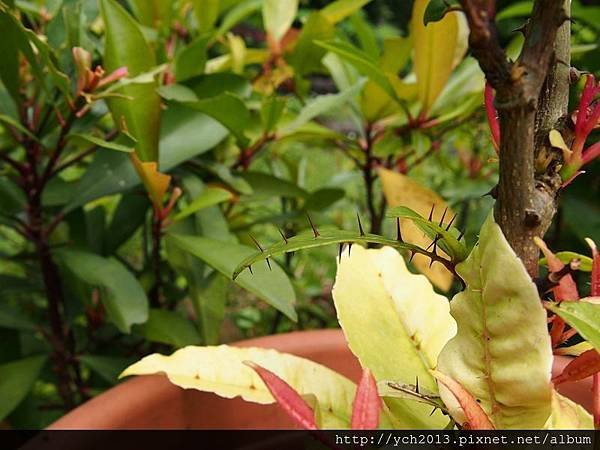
[459,0,570,276]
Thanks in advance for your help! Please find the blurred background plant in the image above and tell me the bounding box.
[0,0,597,428]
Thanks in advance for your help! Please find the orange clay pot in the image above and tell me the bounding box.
[48,329,593,429]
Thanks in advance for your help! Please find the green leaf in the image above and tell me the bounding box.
[304,188,345,211]
[216,0,262,38]
[547,300,600,352]
[281,80,365,134]
[135,309,202,347]
[191,0,220,32]
[0,303,37,331]
[540,252,593,272]
[0,7,19,104]
[159,104,229,169]
[57,249,149,333]
[121,345,356,428]
[316,40,399,103]
[232,228,440,280]
[104,193,150,254]
[175,35,210,82]
[349,12,379,58]
[386,206,468,262]
[127,0,174,28]
[0,6,70,99]
[0,355,47,421]
[173,187,233,222]
[437,213,553,429]
[67,133,134,153]
[332,245,455,428]
[168,234,297,321]
[240,171,307,199]
[261,96,287,133]
[100,0,161,162]
[79,355,132,384]
[288,12,335,76]
[186,94,250,147]
[424,0,459,25]
[321,0,373,24]
[262,0,298,42]
[191,272,228,345]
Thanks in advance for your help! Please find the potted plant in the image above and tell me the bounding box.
[0,0,597,433]
[113,0,600,431]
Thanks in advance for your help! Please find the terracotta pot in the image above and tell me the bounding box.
[49,329,592,430]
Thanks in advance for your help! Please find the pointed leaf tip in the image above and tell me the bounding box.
[432,370,495,430]
[244,361,319,430]
[351,368,381,430]
[552,349,600,385]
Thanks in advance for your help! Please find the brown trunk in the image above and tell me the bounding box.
[461,0,570,276]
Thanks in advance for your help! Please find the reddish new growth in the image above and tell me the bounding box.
[485,82,500,154]
[72,47,128,117]
[561,74,600,183]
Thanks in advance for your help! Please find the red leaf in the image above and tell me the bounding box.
[484,82,500,154]
[594,374,600,429]
[586,239,599,297]
[351,368,381,430]
[244,361,318,430]
[552,349,600,385]
[534,237,579,302]
[432,370,495,430]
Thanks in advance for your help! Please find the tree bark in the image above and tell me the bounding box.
[460,0,570,276]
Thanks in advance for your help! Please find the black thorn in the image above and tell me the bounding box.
[438,207,448,227]
[409,251,416,263]
[428,204,435,221]
[338,244,343,264]
[356,213,365,236]
[278,228,288,244]
[425,235,440,252]
[249,234,264,252]
[249,265,253,275]
[348,243,353,257]
[429,257,435,269]
[266,258,272,271]
[306,214,320,238]
[396,218,403,242]
[429,407,437,416]
[445,214,457,231]
[415,376,420,394]
[458,230,465,241]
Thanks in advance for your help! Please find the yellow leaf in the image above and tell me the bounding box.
[121,345,356,428]
[554,342,594,357]
[332,244,456,428]
[130,153,171,211]
[544,391,593,429]
[379,168,453,291]
[549,129,572,160]
[411,0,466,116]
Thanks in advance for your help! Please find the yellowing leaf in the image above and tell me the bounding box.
[121,345,355,428]
[411,0,466,116]
[544,391,593,429]
[379,168,453,291]
[130,153,171,211]
[262,0,298,43]
[554,342,594,357]
[437,213,554,429]
[332,245,456,428]
[549,129,572,160]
